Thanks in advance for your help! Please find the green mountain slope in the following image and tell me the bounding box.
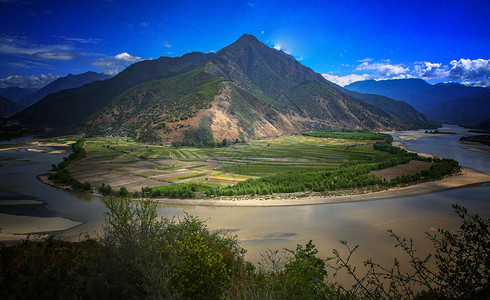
[12,52,212,127]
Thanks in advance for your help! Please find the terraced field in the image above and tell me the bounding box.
[67,135,384,192]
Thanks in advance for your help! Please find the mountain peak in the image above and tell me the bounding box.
[237,33,259,42]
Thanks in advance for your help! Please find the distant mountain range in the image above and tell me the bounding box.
[0,71,111,117]
[0,87,38,103]
[17,71,111,108]
[0,95,24,118]
[12,34,433,142]
[345,79,490,125]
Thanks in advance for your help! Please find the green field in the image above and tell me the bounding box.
[56,131,459,198]
[82,134,383,177]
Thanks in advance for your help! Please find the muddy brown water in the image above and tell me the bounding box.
[1,125,489,287]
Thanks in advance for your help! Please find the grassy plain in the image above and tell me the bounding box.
[67,135,385,192]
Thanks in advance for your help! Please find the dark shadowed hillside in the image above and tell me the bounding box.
[0,95,24,117]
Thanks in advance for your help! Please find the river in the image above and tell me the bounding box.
[1,125,489,270]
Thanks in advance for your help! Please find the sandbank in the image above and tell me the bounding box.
[0,213,83,242]
[0,200,44,206]
[151,167,490,207]
[0,139,73,152]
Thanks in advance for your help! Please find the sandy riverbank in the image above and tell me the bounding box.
[151,167,490,207]
[0,139,74,152]
[0,213,83,243]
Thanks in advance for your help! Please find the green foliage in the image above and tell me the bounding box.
[48,169,91,191]
[304,131,393,143]
[0,237,103,299]
[53,137,87,170]
[119,186,130,197]
[1,203,487,299]
[99,198,246,298]
[251,242,343,299]
[459,134,490,146]
[173,231,231,299]
[84,130,106,138]
[140,183,215,199]
[98,183,113,195]
[283,241,331,299]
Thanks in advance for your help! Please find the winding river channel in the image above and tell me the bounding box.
[1,125,489,269]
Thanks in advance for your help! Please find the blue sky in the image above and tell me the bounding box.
[0,0,489,88]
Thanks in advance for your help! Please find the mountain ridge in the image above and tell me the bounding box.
[345,78,489,112]
[12,34,431,142]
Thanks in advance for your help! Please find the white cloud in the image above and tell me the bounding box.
[53,36,102,44]
[0,73,61,88]
[31,51,80,61]
[355,61,409,77]
[447,58,490,81]
[162,41,172,48]
[322,73,372,86]
[0,34,79,62]
[114,52,142,62]
[357,58,373,63]
[412,58,490,86]
[92,52,143,75]
[333,58,490,87]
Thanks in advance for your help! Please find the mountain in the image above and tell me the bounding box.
[0,95,24,117]
[424,92,490,125]
[325,81,431,126]
[474,118,490,131]
[345,79,490,112]
[0,87,37,102]
[203,35,404,129]
[13,52,212,126]
[17,71,112,108]
[14,34,419,143]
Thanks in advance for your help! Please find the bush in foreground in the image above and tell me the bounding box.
[0,202,487,299]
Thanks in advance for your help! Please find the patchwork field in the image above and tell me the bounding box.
[66,135,384,192]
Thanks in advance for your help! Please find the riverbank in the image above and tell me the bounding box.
[0,213,83,244]
[38,166,490,207]
[150,166,490,207]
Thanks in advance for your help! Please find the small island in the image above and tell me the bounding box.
[424,130,456,135]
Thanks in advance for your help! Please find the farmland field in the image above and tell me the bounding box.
[66,134,386,192]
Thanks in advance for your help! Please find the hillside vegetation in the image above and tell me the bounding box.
[1,201,488,299]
